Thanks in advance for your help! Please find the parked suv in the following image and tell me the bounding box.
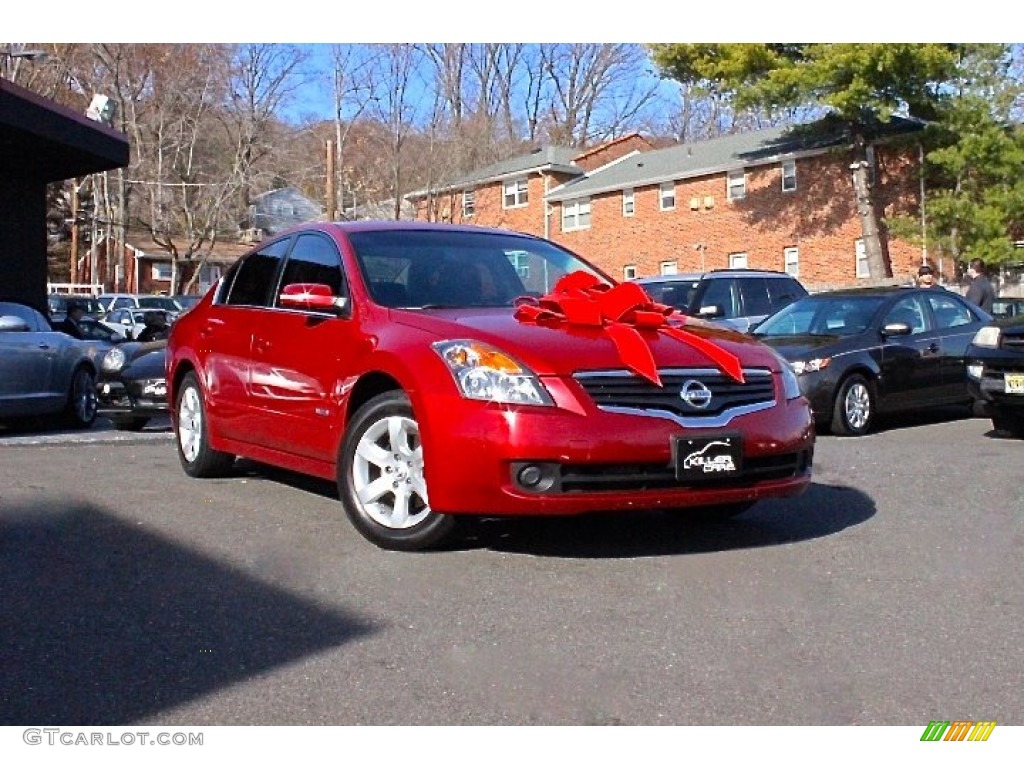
[966,315,1024,437]
[634,270,808,332]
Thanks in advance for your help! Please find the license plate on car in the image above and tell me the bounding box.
[674,434,742,482]
[1005,373,1024,394]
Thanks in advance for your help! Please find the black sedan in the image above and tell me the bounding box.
[95,341,168,431]
[752,287,991,435]
[965,315,1024,437]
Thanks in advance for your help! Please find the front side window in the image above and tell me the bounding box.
[276,233,345,303]
[562,199,592,232]
[503,178,528,209]
[622,188,635,217]
[926,293,976,329]
[223,237,292,307]
[727,169,746,201]
[737,277,773,317]
[782,160,797,192]
[659,182,676,211]
[883,295,929,335]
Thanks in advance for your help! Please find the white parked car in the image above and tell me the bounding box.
[97,293,181,318]
[101,307,173,340]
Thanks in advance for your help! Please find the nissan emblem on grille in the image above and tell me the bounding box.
[679,379,713,410]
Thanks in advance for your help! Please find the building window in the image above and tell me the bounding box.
[660,260,678,276]
[623,264,637,280]
[561,199,592,231]
[727,169,746,201]
[622,188,635,217]
[784,246,799,277]
[151,262,172,281]
[503,177,528,208]
[462,189,475,218]
[855,239,870,278]
[729,252,748,269]
[659,182,676,211]
[782,160,797,192]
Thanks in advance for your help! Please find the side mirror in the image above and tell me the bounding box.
[0,315,30,332]
[881,322,912,337]
[698,304,723,319]
[279,283,348,313]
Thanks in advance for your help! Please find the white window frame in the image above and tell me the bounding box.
[727,169,746,201]
[784,246,799,277]
[502,177,528,209]
[623,264,637,280]
[782,160,797,192]
[622,188,635,217]
[659,182,676,211]
[151,262,172,281]
[659,260,678,276]
[729,252,748,269]
[462,189,475,218]
[855,238,870,278]
[561,198,592,232]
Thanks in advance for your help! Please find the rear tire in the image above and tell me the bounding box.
[112,416,149,431]
[64,367,97,429]
[175,371,235,477]
[992,411,1024,438]
[337,391,456,551]
[831,374,874,437]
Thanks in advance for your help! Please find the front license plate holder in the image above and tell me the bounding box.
[1004,373,1024,395]
[674,433,743,482]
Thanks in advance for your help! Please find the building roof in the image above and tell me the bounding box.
[407,146,582,198]
[545,116,924,202]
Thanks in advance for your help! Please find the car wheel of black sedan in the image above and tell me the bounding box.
[831,373,875,437]
[338,391,457,551]
[175,372,235,477]
[111,416,150,432]
[64,366,98,429]
[992,411,1024,438]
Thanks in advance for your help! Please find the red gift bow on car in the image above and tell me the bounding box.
[514,271,744,387]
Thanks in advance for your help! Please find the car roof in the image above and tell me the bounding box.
[636,269,799,282]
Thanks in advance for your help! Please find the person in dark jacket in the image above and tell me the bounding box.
[55,302,87,339]
[135,311,171,342]
[964,258,995,313]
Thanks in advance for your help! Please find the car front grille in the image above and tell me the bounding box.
[574,367,775,426]
[1001,335,1024,352]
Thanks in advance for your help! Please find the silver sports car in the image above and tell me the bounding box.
[0,301,99,427]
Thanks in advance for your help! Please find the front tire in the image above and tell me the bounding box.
[337,391,456,551]
[175,371,235,477]
[64,367,97,429]
[831,374,874,437]
[992,410,1024,438]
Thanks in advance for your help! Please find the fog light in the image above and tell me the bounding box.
[518,465,542,487]
[967,364,983,380]
[511,462,559,493]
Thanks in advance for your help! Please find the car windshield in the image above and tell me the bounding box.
[754,294,888,337]
[347,229,608,308]
[137,296,180,311]
[639,280,700,311]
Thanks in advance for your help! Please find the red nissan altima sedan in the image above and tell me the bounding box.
[167,222,814,550]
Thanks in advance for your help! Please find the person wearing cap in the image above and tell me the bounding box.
[56,301,87,339]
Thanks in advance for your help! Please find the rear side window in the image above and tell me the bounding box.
[224,238,292,307]
[736,277,773,316]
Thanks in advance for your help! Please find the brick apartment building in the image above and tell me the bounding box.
[407,118,929,291]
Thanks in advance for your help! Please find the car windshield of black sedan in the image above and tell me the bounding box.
[347,229,606,308]
[754,295,888,338]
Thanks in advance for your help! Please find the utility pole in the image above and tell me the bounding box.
[326,140,337,221]
[70,179,80,285]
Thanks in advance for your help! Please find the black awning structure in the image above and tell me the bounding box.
[0,79,129,310]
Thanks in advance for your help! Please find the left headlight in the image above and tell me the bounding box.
[101,346,127,373]
[432,340,554,406]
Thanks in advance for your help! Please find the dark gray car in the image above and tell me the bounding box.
[0,301,99,428]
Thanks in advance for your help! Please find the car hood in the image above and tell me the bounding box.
[755,334,846,361]
[390,307,779,376]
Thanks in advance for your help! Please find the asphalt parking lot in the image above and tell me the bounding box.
[0,408,1020,726]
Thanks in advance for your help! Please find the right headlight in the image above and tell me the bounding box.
[101,346,127,373]
[971,326,1001,348]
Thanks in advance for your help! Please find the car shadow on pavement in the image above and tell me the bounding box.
[0,502,375,726]
[462,482,875,559]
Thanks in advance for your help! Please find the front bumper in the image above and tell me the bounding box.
[418,374,815,516]
[966,354,1024,413]
[96,377,170,417]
